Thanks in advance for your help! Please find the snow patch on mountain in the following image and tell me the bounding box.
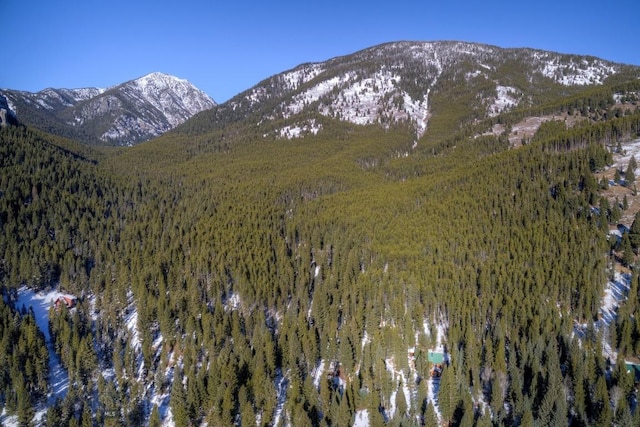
[277,119,322,139]
[64,87,106,101]
[535,53,617,85]
[281,67,432,136]
[488,85,520,116]
[284,72,356,117]
[281,63,325,90]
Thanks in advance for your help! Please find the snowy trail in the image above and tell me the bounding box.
[16,287,70,405]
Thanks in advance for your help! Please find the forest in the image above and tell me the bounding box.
[1,78,640,427]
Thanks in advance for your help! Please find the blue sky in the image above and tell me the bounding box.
[2,0,639,102]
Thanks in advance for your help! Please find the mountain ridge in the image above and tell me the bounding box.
[178,40,639,143]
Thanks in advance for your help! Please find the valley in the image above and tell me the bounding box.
[1,41,640,426]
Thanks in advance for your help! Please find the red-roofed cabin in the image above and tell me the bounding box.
[54,295,76,310]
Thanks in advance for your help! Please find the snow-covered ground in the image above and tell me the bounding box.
[312,359,326,389]
[600,271,631,361]
[15,287,70,404]
[272,368,290,427]
[611,137,640,171]
[0,287,71,425]
[488,85,519,117]
[353,409,369,427]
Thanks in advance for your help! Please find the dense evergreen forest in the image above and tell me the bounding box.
[1,81,640,426]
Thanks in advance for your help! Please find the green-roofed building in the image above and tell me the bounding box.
[625,361,640,381]
[428,351,445,364]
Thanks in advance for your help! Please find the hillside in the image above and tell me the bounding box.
[2,41,640,426]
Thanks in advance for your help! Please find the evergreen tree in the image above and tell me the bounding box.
[171,368,188,427]
[15,375,34,427]
[423,401,438,427]
[438,365,458,425]
[629,210,640,250]
[621,232,634,267]
[625,156,637,187]
[149,404,161,427]
[395,381,408,421]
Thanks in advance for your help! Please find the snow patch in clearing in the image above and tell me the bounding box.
[611,137,640,171]
[312,359,326,389]
[272,368,289,427]
[361,330,371,352]
[15,287,70,406]
[353,409,369,427]
[488,85,519,117]
[125,307,140,351]
[223,292,242,311]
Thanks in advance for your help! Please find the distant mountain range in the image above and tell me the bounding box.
[0,72,216,145]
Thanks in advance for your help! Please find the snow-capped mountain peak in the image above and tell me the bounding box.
[126,72,216,127]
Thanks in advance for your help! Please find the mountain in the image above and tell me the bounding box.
[181,41,638,142]
[3,41,640,427]
[0,72,216,145]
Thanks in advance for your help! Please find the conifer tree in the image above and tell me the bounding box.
[625,156,637,187]
[149,404,161,427]
[15,375,34,427]
[395,380,408,421]
[621,232,634,267]
[423,401,438,427]
[629,211,640,250]
[171,368,188,427]
[438,365,458,426]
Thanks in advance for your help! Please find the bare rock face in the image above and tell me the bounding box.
[0,95,17,127]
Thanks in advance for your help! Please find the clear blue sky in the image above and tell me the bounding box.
[2,0,639,102]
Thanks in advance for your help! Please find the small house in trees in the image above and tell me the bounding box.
[54,295,77,310]
[427,350,446,378]
[625,360,640,381]
[429,363,443,378]
[427,350,445,364]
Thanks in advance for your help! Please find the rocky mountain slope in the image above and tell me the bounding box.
[182,41,638,142]
[0,72,216,145]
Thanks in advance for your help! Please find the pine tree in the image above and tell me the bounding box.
[395,380,408,420]
[423,401,439,427]
[626,156,637,187]
[171,368,188,427]
[16,374,34,427]
[621,232,634,267]
[629,211,640,250]
[149,404,161,427]
[438,365,458,425]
